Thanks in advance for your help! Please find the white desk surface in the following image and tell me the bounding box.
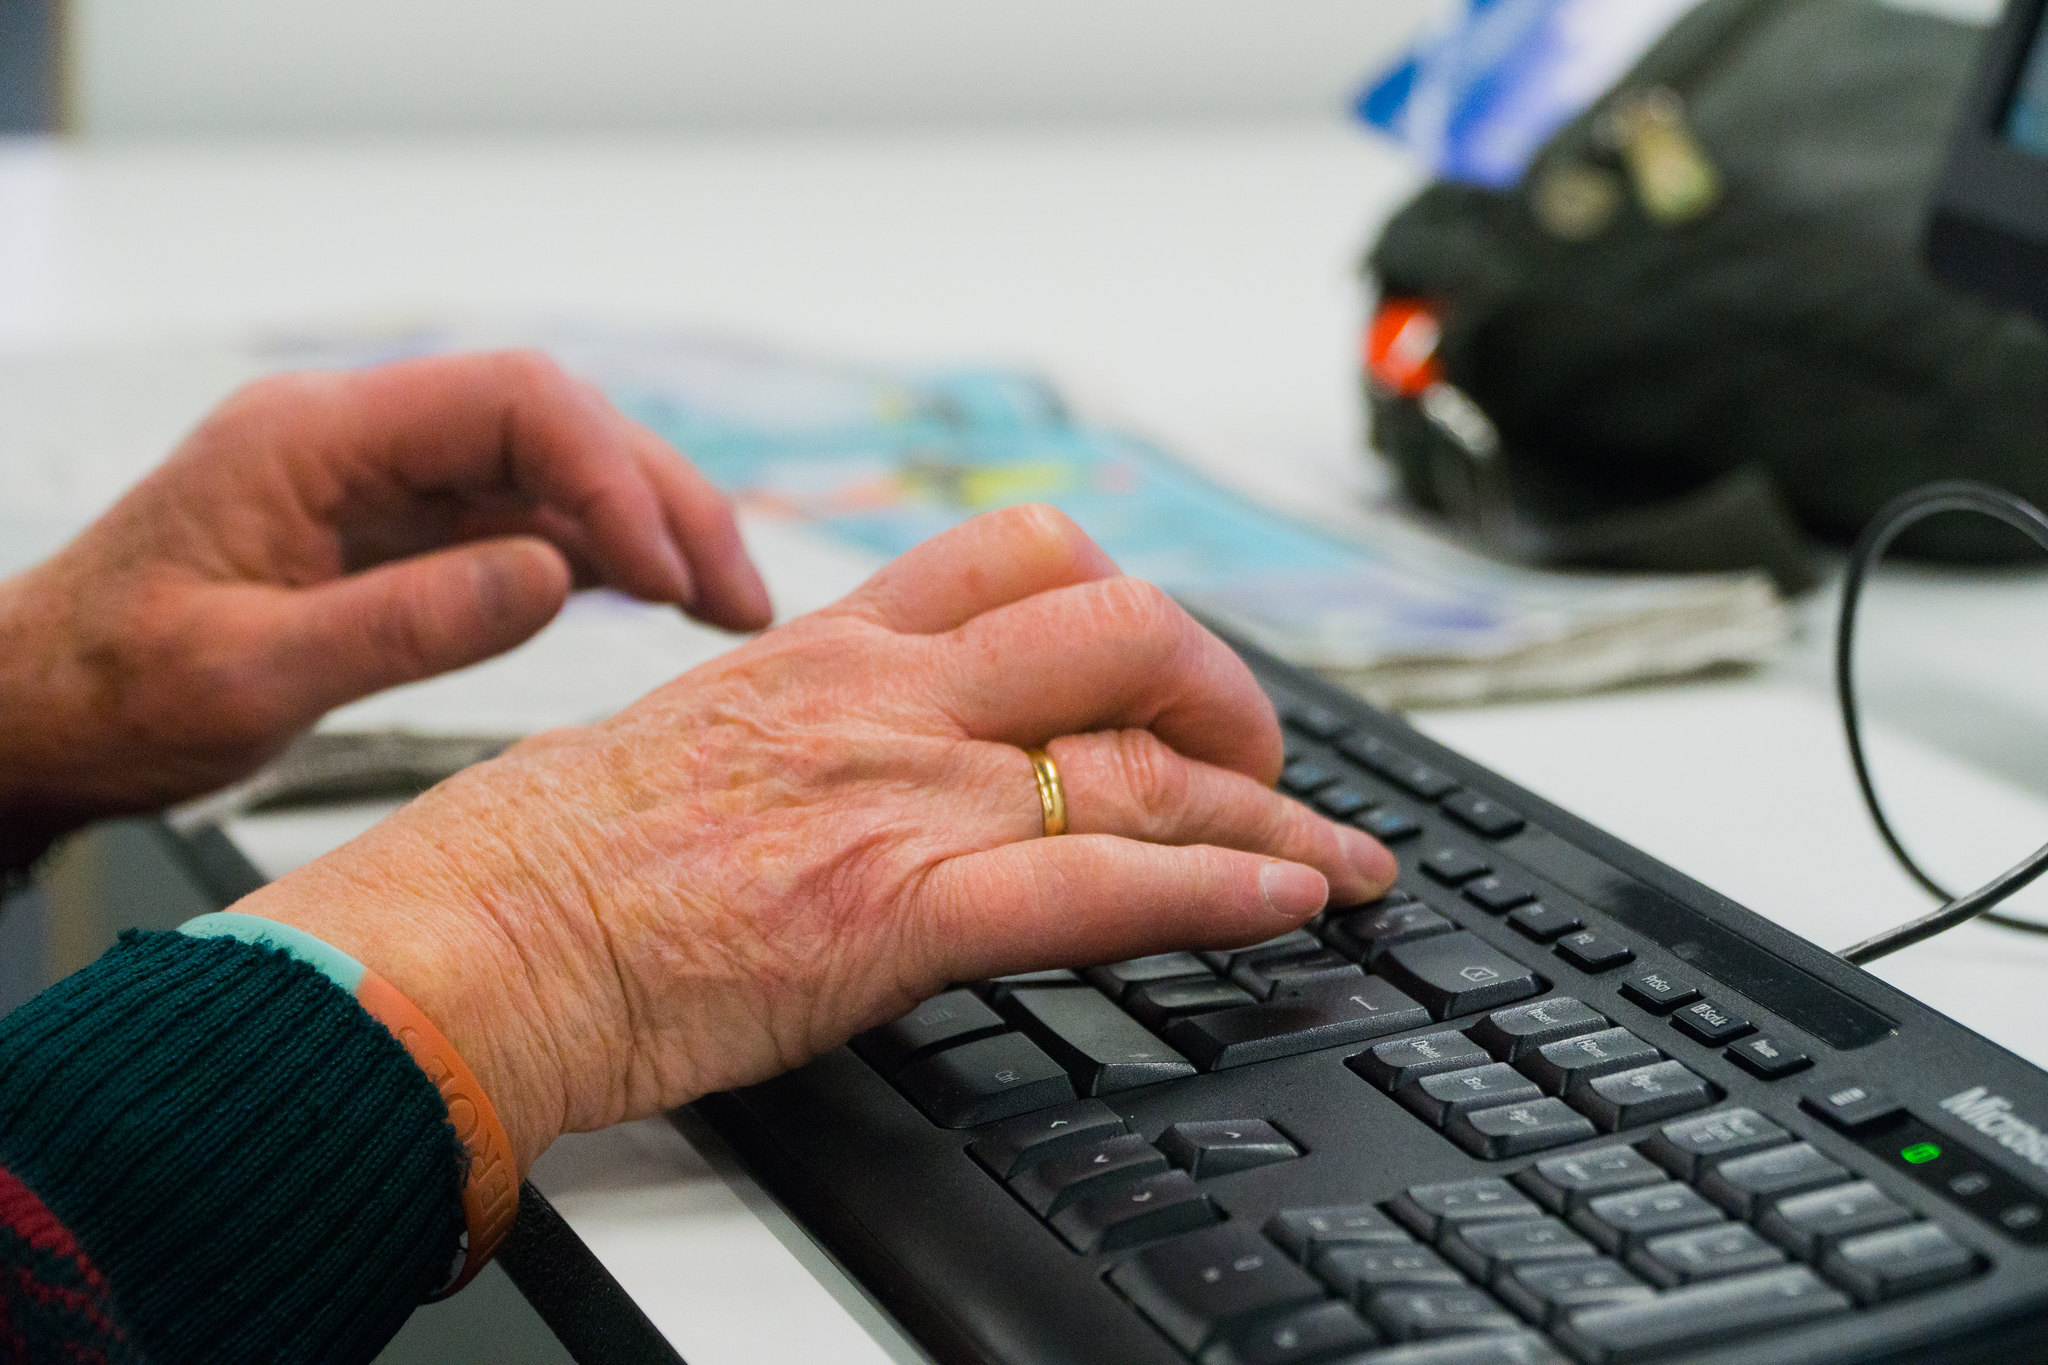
[15,123,2048,1363]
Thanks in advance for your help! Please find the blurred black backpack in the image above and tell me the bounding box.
[1366,0,2048,592]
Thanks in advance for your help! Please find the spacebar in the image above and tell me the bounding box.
[1160,977,1428,1070]
[1556,1267,1850,1364]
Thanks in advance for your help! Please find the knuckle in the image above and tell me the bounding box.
[1092,575,1182,641]
[1104,729,1189,829]
[207,371,323,434]
[359,598,438,680]
[492,347,571,394]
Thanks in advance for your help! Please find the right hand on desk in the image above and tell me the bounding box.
[239,505,1398,1172]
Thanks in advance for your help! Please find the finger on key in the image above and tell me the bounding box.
[914,835,1333,985]
[964,732,1394,903]
[938,575,1283,782]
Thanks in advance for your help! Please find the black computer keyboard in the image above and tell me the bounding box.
[692,640,2048,1365]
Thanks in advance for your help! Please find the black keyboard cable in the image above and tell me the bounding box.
[1837,480,2048,964]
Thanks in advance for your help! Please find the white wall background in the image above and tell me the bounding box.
[70,0,1440,136]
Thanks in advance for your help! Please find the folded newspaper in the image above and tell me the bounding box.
[0,328,1787,746]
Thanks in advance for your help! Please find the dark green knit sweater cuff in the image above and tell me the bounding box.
[0,929,467,1365]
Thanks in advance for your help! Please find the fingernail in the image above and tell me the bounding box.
[1259,860,1329,921]
[1338,824,1399,890]
[469,552,514,621]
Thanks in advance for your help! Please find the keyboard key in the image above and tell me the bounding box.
[1165,977,1431,1070]
[1463,875,1536,914]
[1196,1300,1378,1365]
[1442,1216,1598,1282]
[1338,886,1418,912]
[1340,735,1461,800]
[1008,1133,1168,1215]
[1640,1108,1790,1181]
[1496,1260,1651,1328]
[1819,1222,1981,1304]
[1380,933,1544,1019]
[1340,1334,1567,1364]
[1127,978,1258,1031]
[1264,1205,1409,1261]
[1669,997,1755,1045]
[1470,998,1609,1062]
[1758,1181,1916,1259]
[1519,1028,1661,1097]
[1357,808,1423,842]
[1506,904,1583,943]
[1004,987,1197,1095]
[1325,904,1455,965]
[967,1100,1128,1178]
[853,989,1007,1073]
[1107,1225,1326,1354]
[894,1032,1076,1127]
[1315,784,1377,819]
[1553,931,1634,973]
[1800,1079,1905,1134]
[1352,1031,1494,1090]
[1283,702,1351,741]
[1421,846,1492,886]
[1279,759,1338,795]
[1049,1170,1218,1253]
[1398,1064,1544,1128]
[1391,1178,1543,1242]
[1313,1244,1463,1302]
[1447,1097,1598,1160]
[1368,1288,1521,1342]
[1556,1267,1850,1364]
[1202,930,1322,973]
[1628,1223,1786,1288]
[1232,950,1366,1001]
[1618,971,1699,1016]
[1515,1146,1668,1215]
[1726,1034,1812,1079]
[1699,1142,1853,1219]
[1575,1183,1723,1254]
[1159,1120,1300,1178]
[981,969,1087,1003]
[1575,1061,1718,1131]
[1997,1199,2045,1234]
[1442,791,1526,839]
[1085,953,1212,1001]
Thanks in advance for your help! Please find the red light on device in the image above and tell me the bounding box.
[1366,298,1445,398]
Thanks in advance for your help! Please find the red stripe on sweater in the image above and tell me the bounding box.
[0,1165,127,1357]
[0,1167,96,1265]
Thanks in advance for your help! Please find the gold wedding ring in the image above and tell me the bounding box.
[1026,747,1068,838]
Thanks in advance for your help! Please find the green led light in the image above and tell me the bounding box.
[1901,1142,1944,1165]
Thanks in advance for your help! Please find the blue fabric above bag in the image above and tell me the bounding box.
[1357,0,1699,186]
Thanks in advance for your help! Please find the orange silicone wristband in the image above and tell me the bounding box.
[356,971,521,1295]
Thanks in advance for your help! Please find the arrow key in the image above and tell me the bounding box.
[1160,1119,1303,1178]
[1008,1133,1169,1215]
[1050,1170,1219,1254]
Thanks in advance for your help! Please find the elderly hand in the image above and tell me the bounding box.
[0,351,770,850]
[238,506,1398,1172]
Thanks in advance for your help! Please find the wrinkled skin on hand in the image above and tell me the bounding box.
[0,350,769,852]
[242,506,1397,1172]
